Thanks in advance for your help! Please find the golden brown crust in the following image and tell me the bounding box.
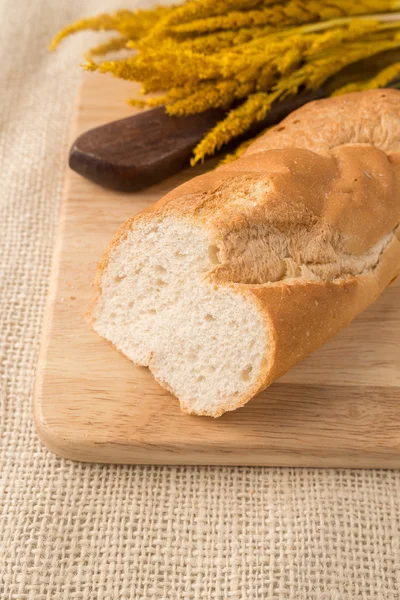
[89,90,400,416]
[251,234,400,388]
[245,88,400,156]
[153,145,400,255]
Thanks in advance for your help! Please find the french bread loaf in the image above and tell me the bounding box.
[89,89,400,417]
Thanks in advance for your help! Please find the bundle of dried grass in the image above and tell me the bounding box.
[52,1,400,164]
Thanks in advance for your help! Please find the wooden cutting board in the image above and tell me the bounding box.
[34,74,400,467]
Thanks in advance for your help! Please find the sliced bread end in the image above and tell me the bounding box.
[90,216,269,417]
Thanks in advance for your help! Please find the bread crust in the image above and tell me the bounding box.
[89,89,400,416]
[245,88,400,156]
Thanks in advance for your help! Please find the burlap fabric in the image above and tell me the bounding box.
[1,1,400,598]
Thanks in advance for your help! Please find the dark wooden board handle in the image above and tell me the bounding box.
[70,89,331,192]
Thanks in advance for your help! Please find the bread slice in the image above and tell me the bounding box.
[89,90,400,417]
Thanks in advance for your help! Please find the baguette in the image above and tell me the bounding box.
[89,89,400,417]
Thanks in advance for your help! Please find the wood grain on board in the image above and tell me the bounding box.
[34,74,400,467]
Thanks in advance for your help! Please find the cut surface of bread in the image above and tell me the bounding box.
[90,90,400,417]
[91,217,269,416]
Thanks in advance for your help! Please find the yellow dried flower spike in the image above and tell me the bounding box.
[87,36,129,58]
[333,61,400,94]
[52,0,400,164]
[218,138,256,165]
[191,91,280,165]
[50,7,170,51]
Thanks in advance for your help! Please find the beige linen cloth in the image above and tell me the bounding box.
[1,1,400,598]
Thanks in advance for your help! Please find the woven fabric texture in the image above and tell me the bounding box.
[1,1,400,598]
